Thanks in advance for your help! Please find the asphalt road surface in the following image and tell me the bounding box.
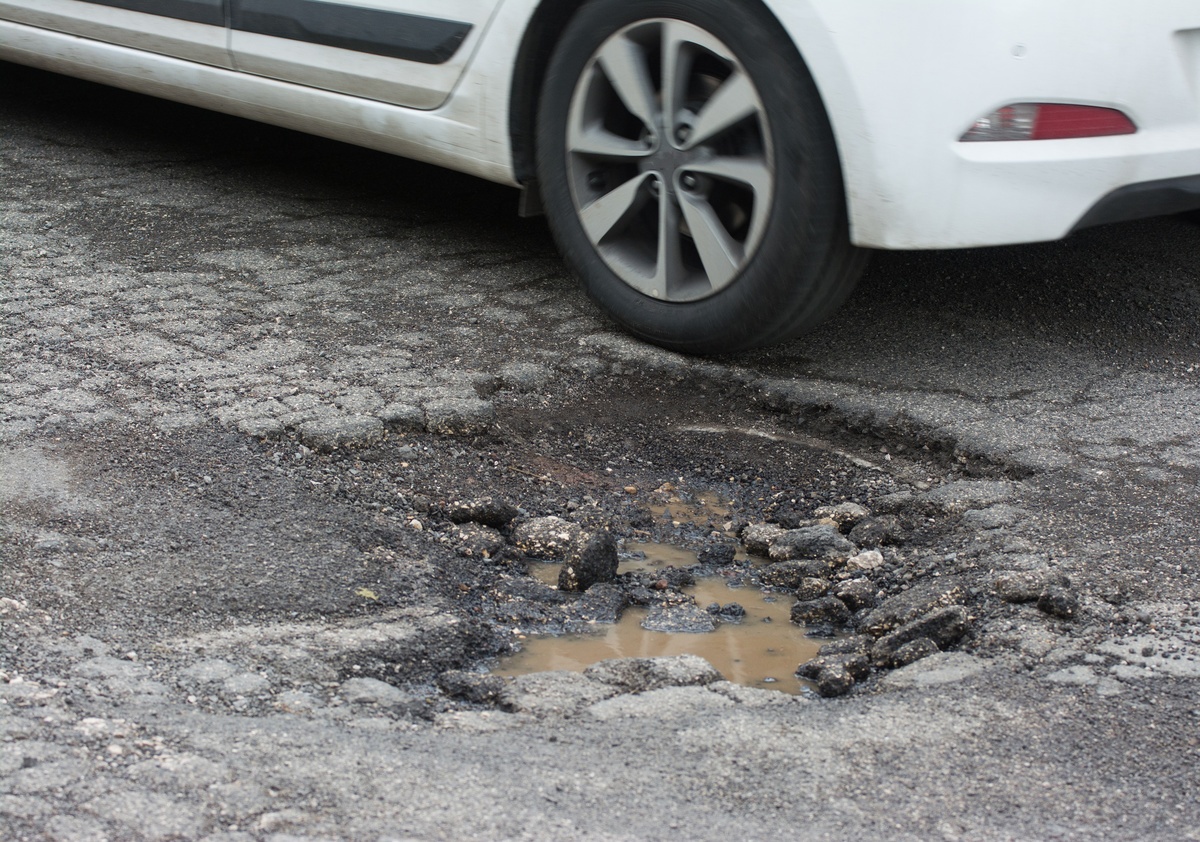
[3,61,1200,841]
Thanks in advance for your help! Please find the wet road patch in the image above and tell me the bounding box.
[500,542,830,694]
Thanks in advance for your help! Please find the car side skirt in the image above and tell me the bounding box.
[0,18,520,187]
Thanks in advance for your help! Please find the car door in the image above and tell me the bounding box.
[0,0,232,68]
[228,0,502,111]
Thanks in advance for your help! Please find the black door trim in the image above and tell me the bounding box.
[81,0,225,27]
[233,0,471,64]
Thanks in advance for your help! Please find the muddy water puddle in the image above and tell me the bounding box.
[645,488,731,529]
[498,543,826,695]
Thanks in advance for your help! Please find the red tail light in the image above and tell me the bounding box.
[961,104,1137,142]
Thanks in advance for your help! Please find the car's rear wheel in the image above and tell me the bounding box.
[536,0,866,354]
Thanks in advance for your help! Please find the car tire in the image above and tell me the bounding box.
[536,0,867,355]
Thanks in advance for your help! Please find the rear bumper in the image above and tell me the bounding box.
[1072,174,1200,232]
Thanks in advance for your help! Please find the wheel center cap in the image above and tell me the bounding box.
[640,140,705,192]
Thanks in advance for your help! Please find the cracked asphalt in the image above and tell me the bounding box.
[3,61,1200,841]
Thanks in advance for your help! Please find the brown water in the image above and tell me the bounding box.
[645,489,731,528]
[499,544,825,694]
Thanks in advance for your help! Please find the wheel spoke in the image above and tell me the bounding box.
[685,70,759,148]
[687,155,771,196]
[685,154,773,245]
[568,122,651,160]
[648,191,683,299]
[596,35,658,132]
[679,192,742,290]
[578,173,651,244]
[660,21,694,133]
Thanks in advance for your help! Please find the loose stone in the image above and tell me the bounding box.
[768,524,856,562]
[834,578,878,612]
[558,530,619,592]
[891,637,940,667]
[795,577,831,601]
[570,583,629,623]
[872,606,970,667]
[761,560,833,589]
[817,635,873,658]
[813,502,870,531]
[449,523,506,558]
[447,497,519,529]
[796,653,870,683]
[741,523,786,556]
[1037,586,1079,620]
[848,516,902,547]
[790,596,852,628]
[860,576,969,637]
[511,516,583,559]
[697,543,737,565]
[815,663,856,697]
[0,597,27,614]
[995,570,1069,604]
[845,550,885,572]
[631,567,696,591]
[706,602,747,621]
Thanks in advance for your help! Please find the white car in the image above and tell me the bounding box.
[3,1,1200,353]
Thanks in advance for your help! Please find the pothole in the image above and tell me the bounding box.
[495,541,830,694]
[468,478,1010,699]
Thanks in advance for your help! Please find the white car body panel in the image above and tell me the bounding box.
[769,0,1200,247]
[1,0,1199,250]
[0,8,526,185]
[0,0,230,67]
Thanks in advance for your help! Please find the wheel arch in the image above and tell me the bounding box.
[508,0,588,186]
